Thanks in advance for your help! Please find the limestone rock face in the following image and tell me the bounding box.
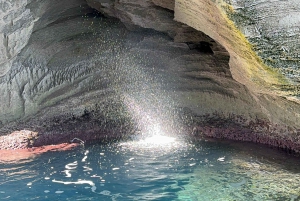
[228,0,300,82]
[0,0,35,76]
[0,0,93,76]
[0,0,95,122]
[152,0,174,10]
[0,0,299,152]
[86,0,179,37]
[174,0,300,100]
[0,130,38,149]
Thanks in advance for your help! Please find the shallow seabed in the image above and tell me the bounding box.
[0,135,300,201]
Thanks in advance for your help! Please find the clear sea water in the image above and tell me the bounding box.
[1,135,300,201]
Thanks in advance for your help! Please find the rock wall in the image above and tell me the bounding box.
[0,0,95,75]
[227,0,300,83]
[0,0,94,123]
[0,0,35,76]
[0,0,300,151]
[174,0,287,91]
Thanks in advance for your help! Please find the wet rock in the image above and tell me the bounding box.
[0,143,79,162]
[0,0,299,153]
[0,130,39,150]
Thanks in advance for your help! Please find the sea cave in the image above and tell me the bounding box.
[0,0,300,200]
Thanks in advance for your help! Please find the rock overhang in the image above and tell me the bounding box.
[0,0,300,152]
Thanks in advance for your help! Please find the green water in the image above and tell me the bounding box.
[0,136,300,201]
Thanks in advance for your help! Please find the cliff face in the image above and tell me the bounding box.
[228,0,300,83]
[0,0,300,151]
[0,0,35,76]
[0,0,96,122]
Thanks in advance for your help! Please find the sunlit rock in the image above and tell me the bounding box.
[0,130,38,149]
[0,0,299,153]
[227,0,300,82]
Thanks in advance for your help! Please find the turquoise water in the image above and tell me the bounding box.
[1,136,300,201]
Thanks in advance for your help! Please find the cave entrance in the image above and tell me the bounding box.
[1,0,231,141]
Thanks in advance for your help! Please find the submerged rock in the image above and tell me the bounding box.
[0,143,79,162]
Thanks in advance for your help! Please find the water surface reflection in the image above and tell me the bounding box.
[0,137,300,200]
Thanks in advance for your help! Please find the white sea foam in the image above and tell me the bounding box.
[99,190,111,195]
[82,156,88,162]
[91,186,97,192]
[65,161,78,169]
[52,179,95,186]
[83,166,93,171]
[217,157,225,162]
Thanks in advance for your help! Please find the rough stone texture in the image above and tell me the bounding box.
[0,0,95,123]
[0,0,299,153]
[0,0,36,76]
[0,130,38,149]
[86,0,180,37]
[227,0,300,82]
[0,0,93,76]
[152,0,175,11]
[174,0,289,92]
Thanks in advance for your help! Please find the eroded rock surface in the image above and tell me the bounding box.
[0,130,38,149]
[227,0,300,82]
[0,0,35,76]
[0,0,299,152]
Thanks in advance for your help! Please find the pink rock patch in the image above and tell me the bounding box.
[0,143,79,162]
